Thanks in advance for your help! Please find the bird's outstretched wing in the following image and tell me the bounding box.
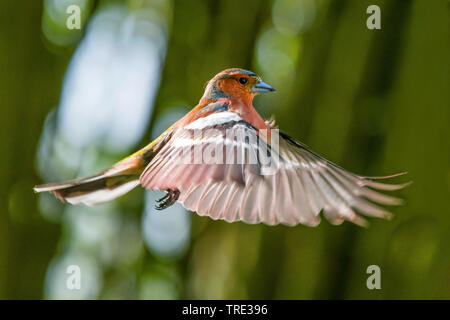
[140,111,410,227]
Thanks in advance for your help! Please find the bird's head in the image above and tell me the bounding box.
[202,68,275,105]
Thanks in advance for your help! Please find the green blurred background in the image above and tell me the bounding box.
[0,0,448,299]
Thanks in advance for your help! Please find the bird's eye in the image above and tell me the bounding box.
[239,77,248,85]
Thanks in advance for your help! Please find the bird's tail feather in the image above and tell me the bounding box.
[34,158,144,206]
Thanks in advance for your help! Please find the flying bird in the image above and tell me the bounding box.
[34,68,410,227]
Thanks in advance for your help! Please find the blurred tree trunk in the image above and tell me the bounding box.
[0,0,63,298]
[375,0,449,299]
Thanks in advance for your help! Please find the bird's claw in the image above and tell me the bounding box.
[156,193,170,203]
[155,189,180,210]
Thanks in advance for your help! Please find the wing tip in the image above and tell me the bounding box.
[362,171,408,180]
[363,179,413,191]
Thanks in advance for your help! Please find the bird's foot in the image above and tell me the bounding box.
[155,189,180,210]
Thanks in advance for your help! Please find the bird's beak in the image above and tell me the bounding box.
[251,80,275,93]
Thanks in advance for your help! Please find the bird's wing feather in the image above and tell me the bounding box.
[140,113,410,227]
